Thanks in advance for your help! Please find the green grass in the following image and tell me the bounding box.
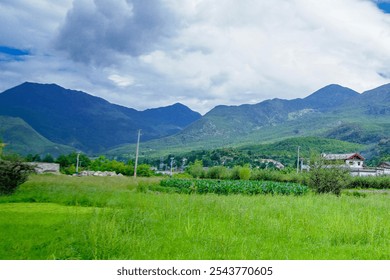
[0,174,390,259]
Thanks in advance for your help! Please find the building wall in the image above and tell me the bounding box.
[345,159,364,169]
[29,162,60,174]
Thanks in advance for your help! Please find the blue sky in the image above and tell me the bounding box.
[1,0,390,114]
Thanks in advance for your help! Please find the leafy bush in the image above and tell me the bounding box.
[186,160,205,178]
[136,164,153,177]
[348,176,390,189]
[0,160,35,195]
[238,164,251,180]
[308,164,350,196]
[207,166,229,179]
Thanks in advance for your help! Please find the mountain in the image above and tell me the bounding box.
[2,81,389,160]
[107,83,390,159]
[0,116,74,156]
[0,82,201,154]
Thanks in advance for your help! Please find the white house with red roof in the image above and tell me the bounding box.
[321,153,365,169]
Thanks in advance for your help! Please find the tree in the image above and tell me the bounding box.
[42,154,54,163]
[25,154,41,162]
[186,160,205,178]
[308,156,350,196]
[0,159,34,195]
[56,152,91,171]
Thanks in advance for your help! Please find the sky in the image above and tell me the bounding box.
[1,0,390,114]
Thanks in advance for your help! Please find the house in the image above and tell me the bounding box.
[321,153,365,169]
[378,162,390,169]
[28,162,60,174]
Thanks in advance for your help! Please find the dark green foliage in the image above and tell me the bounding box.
[0,160,34,195]
[159,178,308,196]
[25,154,42,162]
[90,156,133,175]
[348,176,390,189]
[308,163,351,196]
[136,164,153,177]
[42,154,54,163]
[56,152,91,169]
[56,152,91,174]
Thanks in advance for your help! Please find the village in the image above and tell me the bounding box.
[28,151,390,178]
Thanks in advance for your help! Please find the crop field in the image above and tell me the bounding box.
[1,174,390,260]
[159,178,308,195]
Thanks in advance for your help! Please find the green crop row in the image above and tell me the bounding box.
[159,178,308,196]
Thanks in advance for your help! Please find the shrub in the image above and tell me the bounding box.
[207,166,228,179]
[0,160,35,195]
[348,176,390,189]
[308,164,350,196]
[136,164,153,177]
[239,164,251,180]
[186,160,205,178]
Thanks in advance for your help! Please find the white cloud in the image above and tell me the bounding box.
[1,0,390,114]
[108,74,135,88]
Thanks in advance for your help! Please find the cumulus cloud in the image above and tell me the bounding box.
[1,0,390,114]
[55,0,179,64]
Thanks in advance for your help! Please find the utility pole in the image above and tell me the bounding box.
[170,157,174,176]
[296,146,300,173]
[76,152,80,174]
[134,129,141,178]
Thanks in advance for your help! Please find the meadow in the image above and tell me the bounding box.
[0,174,390,260]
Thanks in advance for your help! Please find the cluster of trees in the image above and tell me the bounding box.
[55,153,153,177]
[22,151,155,177]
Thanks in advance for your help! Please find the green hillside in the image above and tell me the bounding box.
[107,84,390,162]
[0,116,74,157]
[110,136,365,169]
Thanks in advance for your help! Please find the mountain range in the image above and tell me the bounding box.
[0,81,389,160]
[108,83,390,160]
[0,82,201,155]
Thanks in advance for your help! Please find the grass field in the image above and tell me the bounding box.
[0,174,390,260]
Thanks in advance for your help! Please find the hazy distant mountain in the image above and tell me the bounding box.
[0,82,201,154]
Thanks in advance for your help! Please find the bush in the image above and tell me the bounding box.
[0,160,35,195]
[239,165,251,180]
[348,176,390,189]
[186,160,205,178]
[207,166,228,179]
[308,164,350,196]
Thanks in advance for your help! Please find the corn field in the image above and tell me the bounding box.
[159,178,308,196]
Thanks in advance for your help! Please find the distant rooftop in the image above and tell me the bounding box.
[321,153,365,161]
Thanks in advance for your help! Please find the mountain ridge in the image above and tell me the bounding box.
[1,81,389,159]
[0,82,201,154]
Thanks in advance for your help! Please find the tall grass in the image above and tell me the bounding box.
[1,174,390,260]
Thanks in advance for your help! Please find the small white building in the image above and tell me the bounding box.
[321,153,365,169]
[29,162,60,174]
